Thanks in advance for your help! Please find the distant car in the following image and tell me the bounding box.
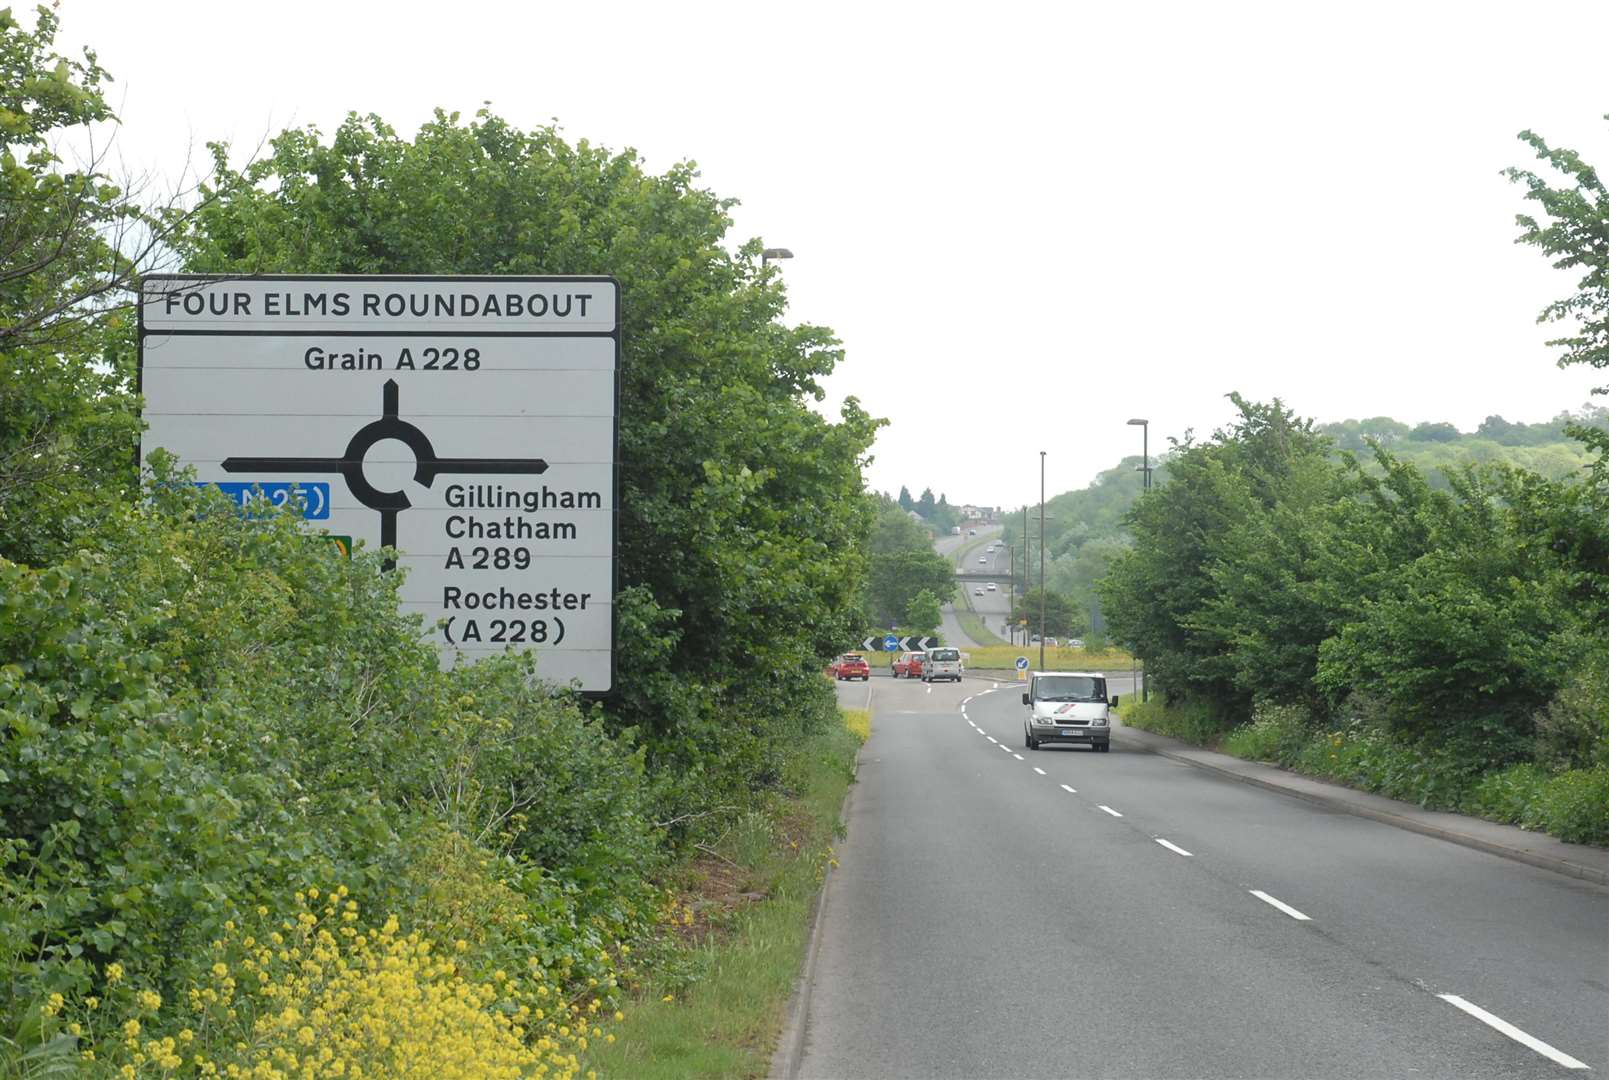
[892,651,925,679]
[986,582,997,591]
[974,587,984,595]
[977,556,987,564]
[829,653,870,681]
[967,529,976,535]
[1046,637,1059,647]
[1069,638,1085,648]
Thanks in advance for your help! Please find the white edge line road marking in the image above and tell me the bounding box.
[1012,753,1024,760]
[1059,784,1076,794]
[1437,995,1590,1070]
[1154,838,1194,857]
[1033,767,1046,775]
[1250,890,1311,921]
[1098,805,1123,817]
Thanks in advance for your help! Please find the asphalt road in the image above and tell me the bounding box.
[798,676,1608,1079]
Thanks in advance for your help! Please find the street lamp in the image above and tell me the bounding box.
[1127,418,1151,490]
[1039,450,1047,672]
[1125,419,1150,702]
[761,247,793,269]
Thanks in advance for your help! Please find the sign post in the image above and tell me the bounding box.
[139,275,619,692]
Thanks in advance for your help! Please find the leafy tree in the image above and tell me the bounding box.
[904,588,942,637]
[1017,586,1084,638]
[0,7,142,563]
[915,487,936,518]
[897,485,914,511]
[869,497,932,554]
[1506,116,1608,393]
[866,548,954,629]
[1409,421,1461,442]
[176,108,881,811]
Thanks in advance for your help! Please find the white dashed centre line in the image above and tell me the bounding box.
[1097,805,1123,817]
[986,736,998,744]
[1154,838,1194,857]
[998,745,1012,754]
[1437,994,1590,1070]
[1059,784,1076,794]
[1250,890,1311,921]
[1032,767,1046,776]
[1011,753,1024,760]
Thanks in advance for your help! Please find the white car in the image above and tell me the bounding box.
[978,556,987,564]
[986,582,997,591]
[974,587,984,595]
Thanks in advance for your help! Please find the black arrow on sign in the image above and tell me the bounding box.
[222,380,547,569]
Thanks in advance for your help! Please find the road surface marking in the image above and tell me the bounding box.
[963,695,973,705]
[1059,784,1076,794]
[1154,838,1194,857]
[926,685,932,694]
[1250,890,1311,921]
[1098,805,1123,818]
[1012,753,1024,760]
[986,736,997,743]
[993,682,999,688]
[1436,994,1589,1070]
[1033,767,1046,775]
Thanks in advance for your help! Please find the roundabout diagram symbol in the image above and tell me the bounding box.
[222,379,548,566]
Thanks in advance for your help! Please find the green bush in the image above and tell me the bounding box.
[0,478,660,1045]
[1221,702,1313,764]
[1462,763,1550,825]
[1533,648,1609,771]
[1118,696,1225,746]
[1526,768,1609,846]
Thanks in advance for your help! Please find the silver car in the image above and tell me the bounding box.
[922,646,963,683]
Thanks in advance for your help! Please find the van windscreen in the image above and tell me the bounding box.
[1033,675,1106,702]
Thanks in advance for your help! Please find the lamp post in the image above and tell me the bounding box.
[1125,418,1150,700]
[1127,417,1151,490]
[761,247,793,270]
[1039,451,1047,672]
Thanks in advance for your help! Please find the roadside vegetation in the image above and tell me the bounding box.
[1,10,879,1073]
[962,644,1133,672]
[1101,116,1609,846]
[586,707,864,1079]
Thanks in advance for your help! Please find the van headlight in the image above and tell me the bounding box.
[1093,715,1109,727]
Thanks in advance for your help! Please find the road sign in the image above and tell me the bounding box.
[899,635,940,652]
[883,634,900,652]
[861,636,879,651]
[139,275,618,692]
[1016,656,1030,670]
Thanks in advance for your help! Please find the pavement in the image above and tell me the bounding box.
[1110,719,1609,886]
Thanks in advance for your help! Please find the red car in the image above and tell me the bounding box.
[830,653,871,681]
[892,651,926,679]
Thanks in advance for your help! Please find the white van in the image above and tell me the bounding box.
[922,647,963,683]
[1022,671,1116,752]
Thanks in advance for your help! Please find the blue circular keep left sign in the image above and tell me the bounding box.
[884,635,900,652]
[1015,656,1030,670]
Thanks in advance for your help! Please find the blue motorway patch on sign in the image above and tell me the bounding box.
[197,481,331,520]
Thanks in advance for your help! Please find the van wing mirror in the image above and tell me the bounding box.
[1021,692,1031,706]
[1110,695,1120,707]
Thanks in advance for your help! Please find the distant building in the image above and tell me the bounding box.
[959,505,995,522]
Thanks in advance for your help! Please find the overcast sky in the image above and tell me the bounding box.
[60,0,1609,509]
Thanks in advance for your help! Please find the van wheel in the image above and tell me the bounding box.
[1098,742,1110,753]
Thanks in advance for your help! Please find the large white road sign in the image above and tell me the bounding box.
[140,275,619,692]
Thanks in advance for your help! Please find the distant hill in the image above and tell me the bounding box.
[1002,405,1606,626]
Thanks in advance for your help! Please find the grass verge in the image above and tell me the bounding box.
[586,707,867,1078]
[963,643,1134,670]
[1121,698,1609,847]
